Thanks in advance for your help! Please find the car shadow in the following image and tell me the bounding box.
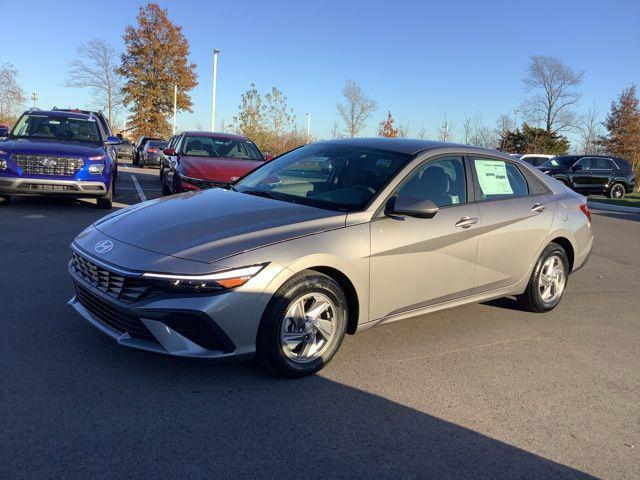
[590,209,640,222]
[481,296,529,312]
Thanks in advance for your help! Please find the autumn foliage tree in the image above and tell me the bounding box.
[118,3,197,138]
[601,85,640,180]
[0,63,26,125]
[378,111,399,137]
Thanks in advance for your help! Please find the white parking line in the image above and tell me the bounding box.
[130,175,147,202]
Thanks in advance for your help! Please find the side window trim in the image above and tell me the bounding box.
[469,155,537,202]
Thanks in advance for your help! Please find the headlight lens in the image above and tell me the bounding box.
[0,159,6,170]
[142,264,267,293]
[89,164,105,174]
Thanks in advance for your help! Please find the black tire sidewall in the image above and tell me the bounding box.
[608,183,624,199]
[257,272,348,378]
[528,244,569,311]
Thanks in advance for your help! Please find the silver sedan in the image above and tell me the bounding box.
[68,138,594,377]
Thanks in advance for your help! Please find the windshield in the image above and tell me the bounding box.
[181,135,263,160]
[147,141,167,149]
[11,114,103,144]
[540,156,575,168]
[235,143,412,212]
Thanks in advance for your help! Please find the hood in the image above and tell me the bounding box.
[93,188,346,264]
[1,138,103,157]
[181,156,264,183]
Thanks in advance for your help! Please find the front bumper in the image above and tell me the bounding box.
[67,244,284,359]
[0,176,109,197]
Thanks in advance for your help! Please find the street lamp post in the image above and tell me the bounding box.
[31,91,38,108]
[210,49,220,132]
[306,113,311,143]
[172,85,178,135]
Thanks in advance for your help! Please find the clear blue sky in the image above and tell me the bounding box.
[3,0,639,142]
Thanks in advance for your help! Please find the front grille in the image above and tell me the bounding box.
[73,281,156,342]
[21,183,79,191]
[13,154,84,176]
[184,178,230,190]
[71,251,159,303]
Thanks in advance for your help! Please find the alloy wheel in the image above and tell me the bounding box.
[538,255,566,304]
[280,293,337,363]
[611,184,625,199]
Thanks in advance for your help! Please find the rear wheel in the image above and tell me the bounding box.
[517,243,569,312]
[96,177,114,209]
[608,182,625,199]
[256,271,348,378]
[0,195,11,205]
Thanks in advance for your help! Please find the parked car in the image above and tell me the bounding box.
[520,154,555,167]
[539,155,635,198]
[139,140,168,168]
[159,133,182,184]
[133,136,163,166]
[0,109,119,208]
[114,137,135,160]
[68,138,593,377]
[161,131,269,195]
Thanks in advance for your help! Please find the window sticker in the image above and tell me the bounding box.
[475,160,513,195]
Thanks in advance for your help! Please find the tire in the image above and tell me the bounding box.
[517,243,570,313]
[608,182,625,199]
[0,195,11,206]
[161,174,171,196]
[256,271,348,378]
[172,174,181,194]
[96,177,114,210]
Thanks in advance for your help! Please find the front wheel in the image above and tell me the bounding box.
[608,182,625,199]
[96,177,114,209]
[517,243,569,312]
[256,271,348,378]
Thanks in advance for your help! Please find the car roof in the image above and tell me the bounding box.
[316,137,499,156]
[22,109,94,120]
[180,131,249,141]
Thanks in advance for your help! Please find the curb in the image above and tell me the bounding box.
[587,200,640,214]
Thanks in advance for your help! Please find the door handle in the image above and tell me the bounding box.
[455,217,478,228]
[531,203,546,213]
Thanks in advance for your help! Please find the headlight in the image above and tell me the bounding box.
[0,159,6,170]
[142,264,267,293]
[89,164,105,174]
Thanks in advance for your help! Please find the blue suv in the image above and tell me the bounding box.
[0,109,120,209]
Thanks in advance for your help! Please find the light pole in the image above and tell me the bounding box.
[210,49,220,131]
[31,91,38,108]
[172,85,178,135]
[306,113,311,143]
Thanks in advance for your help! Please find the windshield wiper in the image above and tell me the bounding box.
[241,188,297,203]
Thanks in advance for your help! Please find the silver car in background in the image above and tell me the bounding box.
[68,139,594,377]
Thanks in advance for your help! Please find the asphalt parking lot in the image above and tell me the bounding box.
[2,163,639,479]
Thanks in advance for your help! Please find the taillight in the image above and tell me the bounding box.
[148,148,158,153]
[579,203,591,223]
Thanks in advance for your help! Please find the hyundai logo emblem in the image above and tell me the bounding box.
[40,158,57,168]
[94,240,114,253]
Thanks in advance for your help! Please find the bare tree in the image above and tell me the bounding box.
[578,103,603,154]
[397,120,410,138]
[463,114,497,148]
[438,113,454,142]
[337,79,377,137]
[66,38,122,126]
[0,63,26,124]
[522,55,584,133]
[416,125,428,140]
[462,115,474,144]
[331,121,341,139]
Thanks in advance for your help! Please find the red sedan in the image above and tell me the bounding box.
[161,131,271,195]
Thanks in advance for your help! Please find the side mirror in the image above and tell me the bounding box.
[571,164,582,171]
[0,127,8,137]
[263,154,274,162]
[163,148,176,156]
[105,136,121,145]
[386,196,439,219]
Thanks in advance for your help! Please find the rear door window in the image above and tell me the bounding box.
[473,157,529,199]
